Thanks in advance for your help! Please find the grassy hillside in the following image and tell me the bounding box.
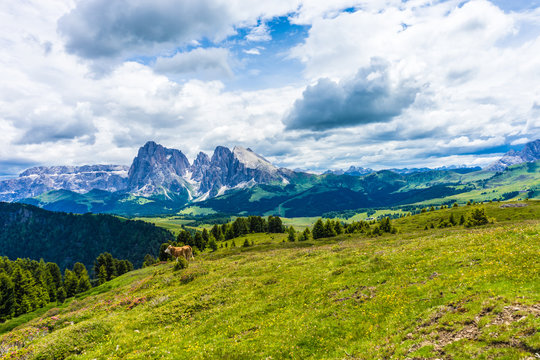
[1,203,538,359]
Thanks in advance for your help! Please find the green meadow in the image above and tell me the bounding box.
[1,201,539,359]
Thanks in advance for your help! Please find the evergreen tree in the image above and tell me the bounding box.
[242,239,250,247]
[76,264,91,293]
[449,213,456,226]
[159,243,172,261]
[64,269,78,298]
[465,208,490,227]
[287,226,296,242]
[233,218,249,237]
[56,286,66,303]
[267,216,284,233]
[46,262,62,291]
[0,272,14,322]
[194,232,205,251]
[453,202,459,208]
[300,228,311,241]
[459,214,466,225]
[142,254,156,267]
[93,252,117,281]
[98,265,107,285]
[208,237,218,252]
[12,266,38,316]
[225,225,235,240]
[324,219,337,237]
[177,230,193,247]
[201,229,210,245]
[334,221,343,235]
[312,219,325,239]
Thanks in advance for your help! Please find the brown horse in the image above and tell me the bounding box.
[164,245,194,261]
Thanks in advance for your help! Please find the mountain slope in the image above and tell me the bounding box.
[1,205,538,359]
[0,202,174,270]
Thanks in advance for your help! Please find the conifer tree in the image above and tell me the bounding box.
[0,272,14,321]
[98,265,107,285]
[287,226,296,242]
[12,266,38,316]
[64,269,78,298]
[312,219,325,239]
[324,219,337,237]
[75,264,91,293]
[56,286,66,303]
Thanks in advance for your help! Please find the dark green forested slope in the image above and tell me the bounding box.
[0,202,174,271]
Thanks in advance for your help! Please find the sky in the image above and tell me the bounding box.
[1,0,539,177]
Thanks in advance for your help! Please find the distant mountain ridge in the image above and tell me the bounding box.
[0,139,538,216]
[324,165,482,176]
[0,141,290,203]
[0,165,128,202]
[485,139,540,171]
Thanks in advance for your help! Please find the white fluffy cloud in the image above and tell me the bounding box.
[0,0,539,176]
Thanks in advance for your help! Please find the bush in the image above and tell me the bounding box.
[173,257,189,271]
[465,208,490,227]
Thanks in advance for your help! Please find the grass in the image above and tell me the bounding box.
[1,203,539,359]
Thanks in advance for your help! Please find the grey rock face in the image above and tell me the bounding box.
[127,141,190,196]
[485,139,540,171]
[0,165,129,202]
[0,141,290,202]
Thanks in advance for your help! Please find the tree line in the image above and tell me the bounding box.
[0,252,133,323]
[0,202,174,271]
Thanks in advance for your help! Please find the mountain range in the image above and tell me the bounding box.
[0,139,538,216]
[485,139,540,171]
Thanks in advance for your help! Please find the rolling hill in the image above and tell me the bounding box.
[0,201,538,359]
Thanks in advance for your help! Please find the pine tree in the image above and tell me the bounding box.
[300,228,311,241]
[312,219,325,239]
[334,221,343,235]
[12,266,38,316]
[194,232,205,251]
[208,237,218,252]
[0,272,15,321]
[64,269,78,298]
[449,213,456,226]
[201,229,210,247]
[98,265,107,285]
[287,226,296,242]
[56,286,66,303]
[142,254,156,268]
[324,219,337,237]
[453,202,459,208]
[75,264,91,293]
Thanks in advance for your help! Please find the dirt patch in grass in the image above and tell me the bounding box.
[408,302,540,357]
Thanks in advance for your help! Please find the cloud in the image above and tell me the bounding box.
[246,23,272,42]
[57,0,236,60]
[284,58,419,131]
[15,103,97,145]
[243,48,261,55]
[154,47,232,78]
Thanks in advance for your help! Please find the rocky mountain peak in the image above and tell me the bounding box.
[232,146,277,173]
[485,139,540,171]
[127,141,190,196]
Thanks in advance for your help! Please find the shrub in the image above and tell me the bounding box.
[465,208,490,227]
[173,257,189,271]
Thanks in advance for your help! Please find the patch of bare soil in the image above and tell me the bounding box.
[407,303,540,358]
